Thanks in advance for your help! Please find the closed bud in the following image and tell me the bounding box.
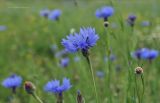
[104,21,109,27]
[70,28,76,34]
[24,81,36,94]
[135,67,143,75]
[77,90,85,103]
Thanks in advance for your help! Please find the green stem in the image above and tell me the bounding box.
[105,27,112,103]
[73,0,78,6]
[135,75,141,103]
[56,93,63,103]
[141,75,145,103]
[32,93,43,103]
[86,56,98,103]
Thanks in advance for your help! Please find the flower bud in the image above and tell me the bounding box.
[24,81,36,94]
[135,67,143,75]
[77,90,85,103]
[70,28,76,34]
[104,21,109,27]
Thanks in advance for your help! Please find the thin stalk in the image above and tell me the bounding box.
[73,0,78,6]
[135,75,141,103]
[86,56,98,103]
[105,27,112,103]
[56,93,63,103]
[141,75,144,103]
[32,93,43,103]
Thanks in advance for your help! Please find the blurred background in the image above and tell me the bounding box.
[0,0,160,103]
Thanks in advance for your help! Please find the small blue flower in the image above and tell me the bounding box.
[141,21,150,27]
[61,27,99,53]
[95,6,114,20]
[50,44,58,53]
[2,74,22,89]
[128,14,136,22]
[96,71,105,78]
[48,9,62,21]
[111,22,118,29]
[127,14,136,26]
[141,49,159,60]
[55,49,68,58]
[109,54,116,61]
[0,25,7,31]
[74,56,80,62]
[131,48,149,59]
[40,9,50,17]
[131,48,159,60]
[60,58,70,68]
[104,54,116,62]
[44,78,72,94]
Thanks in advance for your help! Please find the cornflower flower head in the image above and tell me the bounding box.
[60,57,70,68]
[48,9,62,21]
[0,25,7,31]
[44,78,72,94]
[50,44,58,54]
[61,27,99,57]
[131,48,159,61]
[127,14,137,27]
[141,49,159,60]
[95,6,114,27]
[96,70,105,78]
[141,21,150,27]
[2,74,22,93]
[74,56,80,62]
[104,54,116,62]
[95,6,114,20]
[40,9,50,18]
[131,48,149,60]
[55,49,68,58]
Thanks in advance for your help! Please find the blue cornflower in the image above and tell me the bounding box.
[96,71,105,78]
[40,9,50,18]
[109,54,116,61]
[2,74,22,93]
[48,9,62,21]
[131,48,159,60]
[141,49,159,60]
[61,27,99,55]
[55,49,68,58]
[44,78,72,94]
[95,6,114,20]
[131,48,149,59]
[141,21,150,27]
[50,44,58,53]
[60,58,70,68]
[0,25,7,31]
[127,14,136,27]
[104,54,116,62]
[74,56,80,62]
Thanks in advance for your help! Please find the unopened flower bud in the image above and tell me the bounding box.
[70,28,76,34]
[135,67,143,75]
[77,90,85,103]
[104,21,109,27]
[24,81,36,94]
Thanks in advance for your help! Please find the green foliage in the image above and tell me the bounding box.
[0,0,160,103]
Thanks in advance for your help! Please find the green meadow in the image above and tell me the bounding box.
[0,0,160,103]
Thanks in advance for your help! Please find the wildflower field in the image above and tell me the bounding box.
[0,0,160,103]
